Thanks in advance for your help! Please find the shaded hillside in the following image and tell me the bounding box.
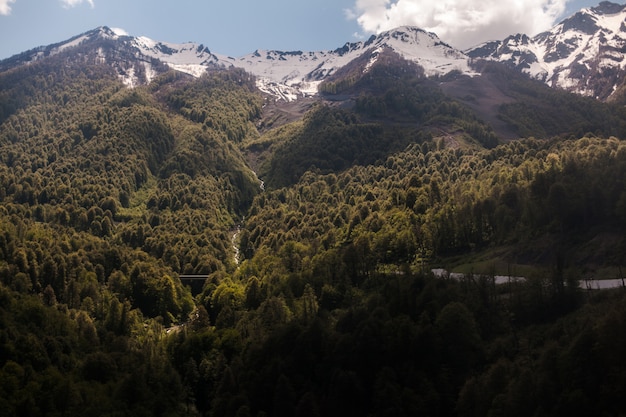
[250,105,429,188]
[249,53,499,189]
[243,136,626,274]
[254,54,626,191]
[188,135,626,417]
[442,62,626,140]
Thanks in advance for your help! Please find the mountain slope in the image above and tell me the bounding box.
[230,26,474,100]
[467,1,626,101]
[0,48,264,302]
[0,26,474,101]
[440,61,626,140]
[0,27,222,88]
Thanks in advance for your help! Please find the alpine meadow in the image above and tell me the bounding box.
[2,2,626,417]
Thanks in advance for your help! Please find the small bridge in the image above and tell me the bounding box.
[178,275,209,295]
[178,275,210,281]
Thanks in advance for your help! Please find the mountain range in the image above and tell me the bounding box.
[467,1,626,101]
[3,1,626,102]
[4,2,626,416]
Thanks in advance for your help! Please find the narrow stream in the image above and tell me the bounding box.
[229,170,262,267]
[231,225,241,266]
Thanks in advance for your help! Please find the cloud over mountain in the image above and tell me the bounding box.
[0,0,15,15]
[349,0,570,49]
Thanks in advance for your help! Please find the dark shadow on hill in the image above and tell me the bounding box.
[443,61,626,140]
[440,72,520,140]
[252,54,501,189]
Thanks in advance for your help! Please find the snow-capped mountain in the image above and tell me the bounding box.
[131,25,474,100]
[229,27,474,101]
[0,26,226,88]
[5,1,626,102]
[0,26,473,101]
[467,1,626,100]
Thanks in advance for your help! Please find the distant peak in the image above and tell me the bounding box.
[385,26,427,34]
[376,26,456,50]
[379,26,432,39]
[560,10,600,35]
[81,26,121,40]
[590,1,626,15]
[504,33,531,44]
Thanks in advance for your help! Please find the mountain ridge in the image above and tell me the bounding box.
[467,1,626,101]
[0,25,475,101]
[3,2,626,101]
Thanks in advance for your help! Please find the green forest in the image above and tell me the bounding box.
[1,45,626,417]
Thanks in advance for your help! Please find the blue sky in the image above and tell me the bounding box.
[0,0,619,60]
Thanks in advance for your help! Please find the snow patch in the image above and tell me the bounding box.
[256,78,300,102]
[364,47,383,73]
[121,67,137,88]
[167,63,207,78]
[55,34,89,53]
[134,36,157,50]
[142,61,157,84]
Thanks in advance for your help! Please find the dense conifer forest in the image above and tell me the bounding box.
[1,48,626,416]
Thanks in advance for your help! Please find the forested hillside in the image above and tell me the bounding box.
[0,54,264,415]
[1,48,626,417]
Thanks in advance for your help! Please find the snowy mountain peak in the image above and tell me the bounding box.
[591,1,626,15]
[467,1,626,100]
[95,26,121,39]
[1,24,474,101]
[5,3,626,102]
[223,26,475,101]
[559,9,601,35]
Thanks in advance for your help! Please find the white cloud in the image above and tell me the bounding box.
[348,0,570,49]
[111,27,129,36]
[0,0,16,16]
[61,0,95,9]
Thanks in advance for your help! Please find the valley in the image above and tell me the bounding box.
[1,3,626,416]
